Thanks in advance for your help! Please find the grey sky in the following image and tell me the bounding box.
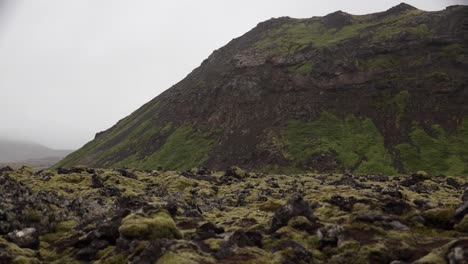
[0,0,465,149]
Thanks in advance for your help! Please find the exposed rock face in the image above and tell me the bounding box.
[57,4,468,175]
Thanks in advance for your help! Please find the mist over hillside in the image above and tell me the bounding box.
[0,138,73,163]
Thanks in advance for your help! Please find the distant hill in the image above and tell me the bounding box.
[56,4,467,175]
[0,139,73,167]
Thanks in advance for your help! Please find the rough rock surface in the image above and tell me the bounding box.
[1,166,468,263]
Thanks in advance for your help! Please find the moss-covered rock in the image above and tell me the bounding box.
[454,215,468,233]
[422,208,456,229]
[119,211,182,240]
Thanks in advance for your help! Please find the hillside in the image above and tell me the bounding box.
[0,139,72,165]
[56,4,468,175]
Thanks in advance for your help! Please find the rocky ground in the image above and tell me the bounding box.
[0,165,467,263]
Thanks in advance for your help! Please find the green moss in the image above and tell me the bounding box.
[119,211,182,240]
[95,253,127,264]
[255,19,372,55]
[55,220,78,232]
[426,72,450,83]
[12,256,41,264]
[203,238,224,251]
[393,90,410,128]
[138,126,214,170]
[24,209,41,223]
[361,54,400,70]
[0,238,36,257]
[396,118,468,176]
[442,44,464,58]
[157,252,214,264]
[40,220,79,243]
[408,24,431,37]
[255,10,424,56]
[283,112,396,174]
[290,62,313,74]
[96,246,116,259]
[422,208,456,228]
[258,199,284,212]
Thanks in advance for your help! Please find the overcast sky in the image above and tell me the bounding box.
[0,0,465,149]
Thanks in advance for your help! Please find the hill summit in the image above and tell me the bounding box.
[57,4,468,175]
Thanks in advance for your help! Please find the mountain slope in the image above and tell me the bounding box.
[0,139,72,163]
[56,4,468,175]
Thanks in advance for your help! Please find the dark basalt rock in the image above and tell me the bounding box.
[116,169,137,179]
[462,187,468,203]
[1,167,468,263]
[0,251,13,263]
[180,170,217,182]
[115,196,148,210]
[401,173,430,187]
[385,3,417,16]
[193,222,224,240]
[164,201,178,217]
[382,200,412,215]
[317,225,344,249]
[130,239,167,264]
[327,195,357,212]
[91,174,104,188]
[0,166,13,174]
[446,239,468,264]
[331,174,370,190]
[270,194,318,232]
[322,11,353,28]
[100,185,121,197]
[229,230,263,248]
[219,167,247,184]
[380,187,403,199]
[413,199,432,210]
[271,240,314,263]
[446,177,461,188]
[76,239,109,261]
[57,166,94,175]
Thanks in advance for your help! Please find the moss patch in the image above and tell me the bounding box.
[138,126,215,170]
[255,9,425,56]
[396,118,468,176]
[119,211,182,240]
[282,112,396,174]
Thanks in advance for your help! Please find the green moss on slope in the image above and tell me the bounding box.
[255,9,425,56]
[394,90,410,128]
[55,101,161,168]
[136,125,215,170]
[283,112,396,174]
[360,54,401,70]
[396,118,468,176]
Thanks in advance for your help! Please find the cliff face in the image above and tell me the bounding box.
[57,4,468,175]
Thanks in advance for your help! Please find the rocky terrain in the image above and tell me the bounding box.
[56,4,468,175]
[1,165,467,263]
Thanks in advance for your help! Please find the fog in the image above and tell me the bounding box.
[0,0,464,149]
